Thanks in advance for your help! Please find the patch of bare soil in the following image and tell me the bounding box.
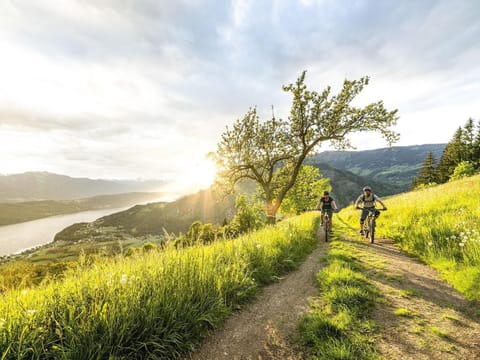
[185,229,328,360]
[354,237,480,360]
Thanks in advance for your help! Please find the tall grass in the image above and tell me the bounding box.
[339,174,480,300]
[0,213,319,359]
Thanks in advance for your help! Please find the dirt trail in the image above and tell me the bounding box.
[185,229,328,360]
[356,237,480,360]
[185,229,480,360]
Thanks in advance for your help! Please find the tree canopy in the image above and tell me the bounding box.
[215,71,399,221]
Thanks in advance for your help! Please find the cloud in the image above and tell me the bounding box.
[0,0,479,181]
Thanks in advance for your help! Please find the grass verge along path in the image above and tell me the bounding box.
[298,228,380,359]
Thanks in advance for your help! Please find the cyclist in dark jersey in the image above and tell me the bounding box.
[316,191,338,230]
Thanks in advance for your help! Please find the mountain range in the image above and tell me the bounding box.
[0,172,168,202]
[308,143,446,191]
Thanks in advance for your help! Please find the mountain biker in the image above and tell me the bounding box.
[354,186,387,234]
[316,191,338,231]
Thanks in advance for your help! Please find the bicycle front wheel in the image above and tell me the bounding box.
[370,220,375,243]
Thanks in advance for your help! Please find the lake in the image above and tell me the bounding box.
[0,207,135,256]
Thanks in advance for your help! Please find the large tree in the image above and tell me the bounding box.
[215,71,399,222]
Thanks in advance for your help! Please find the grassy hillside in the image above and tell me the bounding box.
[0,212,319,359]
[310,144,446,190]
[0,192,165,226]
[54,188,237,243]
[339,174,480,300]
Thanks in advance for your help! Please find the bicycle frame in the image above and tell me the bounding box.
[323,212,330,242]
[357,207,383,244]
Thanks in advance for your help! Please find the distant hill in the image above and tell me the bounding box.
[313,163,397,207]
[0,192,165,226]
[0,172,168,202]
[308,144,446,191]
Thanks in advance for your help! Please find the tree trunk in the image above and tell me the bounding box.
[265,199,278,225]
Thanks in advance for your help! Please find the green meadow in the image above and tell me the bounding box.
[0,213,318,359]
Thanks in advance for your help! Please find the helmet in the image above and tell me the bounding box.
[323,191,329,195]
[362,186,372,192]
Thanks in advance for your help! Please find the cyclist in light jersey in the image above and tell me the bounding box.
[354,186,387,234]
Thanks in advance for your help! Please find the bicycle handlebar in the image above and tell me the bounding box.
[355,207,387,211]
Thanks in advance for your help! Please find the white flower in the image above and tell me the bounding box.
[428,242,433,246]
[256,244,262,249]
[120,274,128,284]
[459,243,465,247]
[26,309,37,316]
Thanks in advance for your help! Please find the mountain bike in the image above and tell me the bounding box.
[320,210,338,242]
[357,207,386,243]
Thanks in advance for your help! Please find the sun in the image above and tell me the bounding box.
[187,158,217,190]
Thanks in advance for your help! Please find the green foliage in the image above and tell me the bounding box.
[215,71,398,220]
[450,161,477,181]
[174,221,224,247]
[0,213,319,359]
[226,194,265,236]
[413,151,438,188]
[279,165,330,215]
[436,118,480,182]
[339,174,480,300]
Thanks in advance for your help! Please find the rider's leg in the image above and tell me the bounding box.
[360,209,368,233]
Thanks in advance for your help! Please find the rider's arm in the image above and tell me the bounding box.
[374,195,387,209]
[315,198,322,211]
[354,195,363,208]
[332,200,338,211]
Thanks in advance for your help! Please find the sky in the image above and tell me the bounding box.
[0,0,479,191]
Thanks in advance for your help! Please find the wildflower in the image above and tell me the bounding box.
[459,243,465,247]
[120,274,128,284]
[26,309,37,316]
[428,242,433,246]
[256,244,262,249]
[21,290,28,296]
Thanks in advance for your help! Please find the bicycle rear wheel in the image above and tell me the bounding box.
[370,220,375,243]
[324,216,329,242]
